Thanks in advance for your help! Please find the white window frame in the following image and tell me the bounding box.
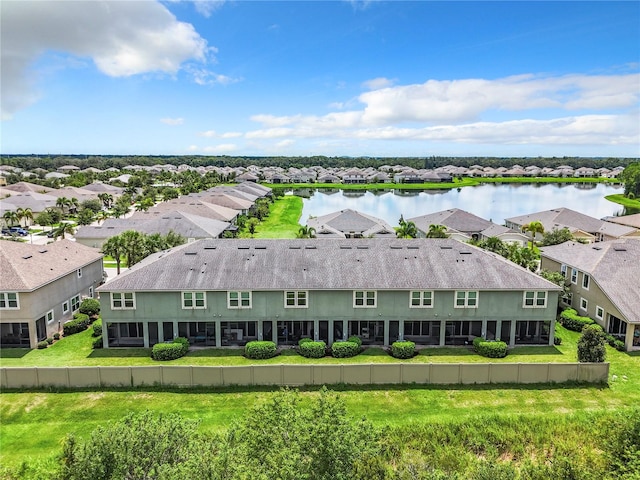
[228,291,252,309]
[582,273,590,290]
[71,295,80,312]
[0,292,19,309]
[523,291,547,308]
[579,297,588,312]
[182,291,206,309]
[571,268,578,284]
[284,290,308,308]
[455,290,478,308]
[353,290,377,308]
[62,301,70,314]
[77,268,82,278]
[46,309,55,324]
[111,292,136,310]
[410,291,433,308]
[560,264,567,277]
[595,305,604,321]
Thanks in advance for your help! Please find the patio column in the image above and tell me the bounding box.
[383,320,389,346]
[439,319,446,346]
[481,319,487,339]
[398,320,404,341]
[28,322,37,349]
[509,320,517,347]
[496,320,502,341]
[548,318,556,346]
[328,321,334,346]
[314,320,320,341]
[215,322,222,348]
[142,322,149,348]
[342,319,348,341]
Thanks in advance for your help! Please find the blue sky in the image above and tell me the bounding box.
[1,1,639,157]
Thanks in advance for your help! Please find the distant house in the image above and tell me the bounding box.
[307,209,396,238]
[97,239,560,349]
[540,239,640,351]
[0,240,103,349]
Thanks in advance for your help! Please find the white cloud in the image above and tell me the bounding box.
[187,66,241,86]
[276,139,295,148]
[362,77,395,90]
[194,0,226,18]
[198,130,242,138]
[1,0,209,119]
[160,117,184,126]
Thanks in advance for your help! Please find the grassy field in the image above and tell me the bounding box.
[605,193,640,210]
[252,194,303,238]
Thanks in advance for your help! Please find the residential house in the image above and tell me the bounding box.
[0,240,103,349]
[97,239,560,349]
[540,239,640,351]
[307,209,396,238]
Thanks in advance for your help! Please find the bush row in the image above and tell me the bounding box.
[63,313,91,336]
[559,308,595,332]
[473,337,508,358]
[390,341,416,359]
[605,334,626,352]
[151,337,189,361]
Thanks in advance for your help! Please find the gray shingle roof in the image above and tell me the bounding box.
[307,209,395,237]
[540,239,640,324]
[98,238,560,293]
[0,239,103,291]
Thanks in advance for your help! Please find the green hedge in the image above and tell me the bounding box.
[63,313,91,336]
[92,320,103,337]
[151,337,189,361]
[37,340,48,349]
[473,337,508,358]
[298,340,327,358]
[560,308,595,332]
[331,341,360,358]
[605,334,626,352]
[92,335,103,349]
[391,341,416,359]
[298,337,313,346]
[245,341,278,360]
[347,336,363,347]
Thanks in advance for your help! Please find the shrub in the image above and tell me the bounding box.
[613,340,626,352]
[473,337,508,358]
[53,332,60,340]
[554,335,562,345]
[245,341,278,360]
[347,335,363,347]
[390,341,416,359]
[605,334,616,346]
[46,337,54,345]
[37,340,48,349]
[577,324,606,363]
[92,320,103,337]
[298,337,313,346]
[63,313,91,336]
[331,341,360,358]
[79,298,100,318]
[299,340,326,358]
[559,308,595,332]
[92,335,103,349]
[151,338,189,361]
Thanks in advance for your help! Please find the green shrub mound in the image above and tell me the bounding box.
[554,335,563,345]
[78,298,100,318]
[92,336,103,349]
[331,341,361,358]
[46,337,54,345]
[473,337,508,358]
[560,308,595,332]
[298,340,326,358]
[347,335,363,347]
[151,337,189,361]
[92,320,103,337]
[245,341,278,360]
[577,324,606,363]
[53,332,60,340]
[605,334,626,352]
[391,341,416,359]
[298,337,313,346]
[63,313,91,336]
[37,340,48,349]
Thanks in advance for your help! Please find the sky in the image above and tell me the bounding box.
[1,0,639,158]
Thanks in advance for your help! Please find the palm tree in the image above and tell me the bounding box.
[296,225,316,238]
[2,210,19,228]
[16,207,34,228]
[53,222,75,240]
[120,230,147,267]
[98,193,113,209]
[56,196,70,215]
[69,197,79,214]
[426,224,449,238]
[521,220,544,247]
[96,210,110,224]
[395,216,418,239]
[102,235,125,275]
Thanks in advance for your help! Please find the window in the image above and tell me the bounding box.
[63,301,70,314]
[560,264,567,277]
[71,295,80,312]
[353,290,376,308]
[77,268,82,278]
[284,291,308,308]
[580,297,588,312]
[582,273,590,290]
[182,292,206,309]
[571,268,578,284]
[0,292,19,309]
[228,291,251,309]
[596,306,604,320]
[455,291,478,308]
[111,292,136,310]
[46,310,54,324]
[523,291,547,308]
[410,291,433,308]
[89,286,94,298]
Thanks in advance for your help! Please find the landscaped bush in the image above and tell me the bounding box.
[53,333,60,340]
[92,335,103,349]
[390,341,416,359]
[577,324,606,363]
[92,320,103,337]
[63,313,91,336]
[347,335,363,347]
[613,340,626,352]
[245,341,278,360]
[554,335,563,345]
[37,340,48,349]
[560,308,595,332]
[298,340,326,358]
[331,341,361,358]
[46,337,54,345]
[473,337,508,358]
[151,337,189,361]
[79,298,100,318]
[298,337,313,346]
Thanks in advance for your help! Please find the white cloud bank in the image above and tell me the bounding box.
[1,0,209,120]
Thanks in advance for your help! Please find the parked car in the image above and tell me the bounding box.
[8,227,29,236]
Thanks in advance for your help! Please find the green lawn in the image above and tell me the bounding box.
[605,193,640,210]
[249,195,303,238]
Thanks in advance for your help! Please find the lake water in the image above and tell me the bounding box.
[296,183,626,227]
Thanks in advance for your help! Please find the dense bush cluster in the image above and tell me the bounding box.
[245,340,278,359]
[559,308,595,332]
[605,334,626,351]
[78,298,100,318]
[37,340,48,349]
[473,338,509,358]
[151,337,189,361]
[298,340,327,358]
[63,313,91,336]
[577,324,606,363]
[331,340,361,358]
[390,341,416,359]
[92,320,103,337]
[347,335,363,347]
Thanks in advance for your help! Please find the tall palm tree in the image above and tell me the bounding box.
[95,210,110,224]
[2,210,19,228]
[522,220,544,247]
[97,193,113,209]
[120,230,147,267]
[69,197,79,214]
[296,225,316,238]
[16,207,34,228]
[102,235,125,275]
[395,217,418,239]
[426,224,448,238]
[53,222,75,240]
[56,196,70,215]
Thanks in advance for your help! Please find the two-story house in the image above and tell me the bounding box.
[0,240,104,348]
[97,239,560,349]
